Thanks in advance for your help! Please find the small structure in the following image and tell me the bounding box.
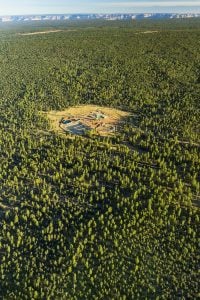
[61,119,71,125]
[90,111,107,120]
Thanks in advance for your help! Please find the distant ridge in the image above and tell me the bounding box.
[1,13,200,23]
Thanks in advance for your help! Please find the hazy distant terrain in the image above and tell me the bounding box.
[1,13,200,23]
[0,19,199,299]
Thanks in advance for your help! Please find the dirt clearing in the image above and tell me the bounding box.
[17,30,76,36]
[43,105,131,137]
[135,31,159,35]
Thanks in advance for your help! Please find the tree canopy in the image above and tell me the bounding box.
[0,19,199,299]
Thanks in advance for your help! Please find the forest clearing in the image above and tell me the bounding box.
[44,105,131,136]
[18,30,63,35]
[135,30,159,34]
[17,30,76,36]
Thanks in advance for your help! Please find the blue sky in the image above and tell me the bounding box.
[0,1,200,15]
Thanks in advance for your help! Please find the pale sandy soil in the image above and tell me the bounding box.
[135,31,159,35]
[17,30,76,36]
[42,105,131,137]
[18,30,63,36]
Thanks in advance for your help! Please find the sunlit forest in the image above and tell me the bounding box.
[0,19,199,299]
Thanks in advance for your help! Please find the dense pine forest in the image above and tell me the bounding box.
[0,19,200,299]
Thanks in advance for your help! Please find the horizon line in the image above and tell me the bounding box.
[1,12,200,16]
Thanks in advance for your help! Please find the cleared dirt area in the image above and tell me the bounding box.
[135,31,159,35]
[43,105,131,137]
[17,30,76,36]
[18,30,63,36]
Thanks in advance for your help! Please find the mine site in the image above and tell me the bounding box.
[44,105,131,137]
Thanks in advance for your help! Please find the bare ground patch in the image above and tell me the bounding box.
[135,31,159,35]
[17,30,76,36]
[42,105,131,137]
